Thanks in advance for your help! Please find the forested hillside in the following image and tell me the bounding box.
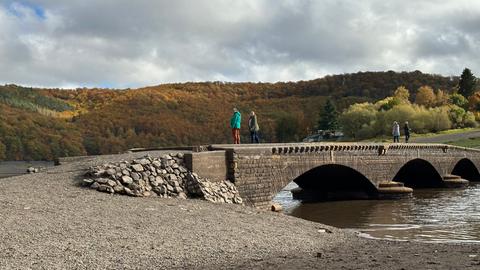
[0,71,462,160]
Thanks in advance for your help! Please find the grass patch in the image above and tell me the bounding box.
[411,128,480,139]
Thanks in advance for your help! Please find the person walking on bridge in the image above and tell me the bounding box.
[230,108,242,144]
[392,121,400,143]
[404,121,411,143]
[248,111,260,143]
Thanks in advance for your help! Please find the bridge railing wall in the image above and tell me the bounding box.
[206,143,480,207]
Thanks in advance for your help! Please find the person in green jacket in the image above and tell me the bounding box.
[230,108,241,144]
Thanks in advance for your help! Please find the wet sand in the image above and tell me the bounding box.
[0,152,479,269]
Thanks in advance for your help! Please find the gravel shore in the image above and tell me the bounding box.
[0,152,479,269]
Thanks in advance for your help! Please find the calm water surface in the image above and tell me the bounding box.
[0,161,54,179]
[274,182,480,243]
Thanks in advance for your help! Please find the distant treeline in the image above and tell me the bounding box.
[0,71,465,160]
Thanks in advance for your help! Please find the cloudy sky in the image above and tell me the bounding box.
[0,0,479,88]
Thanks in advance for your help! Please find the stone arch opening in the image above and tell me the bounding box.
[452,158,480,182]
[291,164,377,201]
[393,159,444,188]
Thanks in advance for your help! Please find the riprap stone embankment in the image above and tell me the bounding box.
[83,153,243,204]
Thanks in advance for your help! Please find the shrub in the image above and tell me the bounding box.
[450,93,468,109]
[338,103,378,139]
[339,100,455,138]
[448,105,467,128]
[378,104,417,134]
[375,97,400,111]
[463,111,478,128]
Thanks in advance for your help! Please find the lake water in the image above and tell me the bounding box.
[274,182,480,243]
[0,161,54,179]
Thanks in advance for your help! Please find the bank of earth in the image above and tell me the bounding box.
[0,151,479,269]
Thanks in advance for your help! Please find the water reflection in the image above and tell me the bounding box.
[273,182,480,243]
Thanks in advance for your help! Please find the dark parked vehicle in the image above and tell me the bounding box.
[302,130,344,142]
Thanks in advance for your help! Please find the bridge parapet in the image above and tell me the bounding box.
[213,142,480,154]
[193,143,480,207]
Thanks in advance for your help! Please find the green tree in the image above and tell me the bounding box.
[338,103,378,139]
[448,105,467,128]
[376,96,400,111]
[378,104,417,134]
[458,68,476,98]
[318,99,338,130]
[450,93,468,109]
[430,107,452,132]
[463,111,477,127]
[275,114,300,142]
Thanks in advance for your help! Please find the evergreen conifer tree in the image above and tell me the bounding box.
[458,68,476,98]
[318,99,338,130]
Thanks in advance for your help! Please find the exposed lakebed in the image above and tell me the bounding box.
[3,161,480,243]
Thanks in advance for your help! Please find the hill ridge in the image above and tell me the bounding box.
[0,70,462,160]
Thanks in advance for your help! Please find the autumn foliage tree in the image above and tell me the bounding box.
[435,89,449,106]
[0,70,473,161]
[339,82,479,140]
[468,92,480,111]
[393,86,410,103]
[415,86,436,107]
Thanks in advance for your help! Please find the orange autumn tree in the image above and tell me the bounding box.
[415,86,436,107]
[468,91,480,111]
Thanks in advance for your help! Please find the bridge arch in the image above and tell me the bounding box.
[292,164,378,200]
[393,158,444,188]
[452,158,480,182]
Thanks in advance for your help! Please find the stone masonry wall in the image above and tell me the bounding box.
[184,151,228,183]
[212,143,480,207]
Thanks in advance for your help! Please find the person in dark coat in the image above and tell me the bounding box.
[404,121,411,143]
[248,111,260,143]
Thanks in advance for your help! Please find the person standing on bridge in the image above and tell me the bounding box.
[248,111,260,143]
[392,121,400,143]
[230,108,242,144]
[404,121,411,143]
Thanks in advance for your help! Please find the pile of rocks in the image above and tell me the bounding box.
[186,173,243,204]
[83,153,243,204]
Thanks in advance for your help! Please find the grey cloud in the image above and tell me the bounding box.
[1,0,480,88]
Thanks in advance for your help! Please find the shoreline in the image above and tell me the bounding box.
[0,151,479,269]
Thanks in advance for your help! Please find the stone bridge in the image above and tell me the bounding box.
[185,143,480,208]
